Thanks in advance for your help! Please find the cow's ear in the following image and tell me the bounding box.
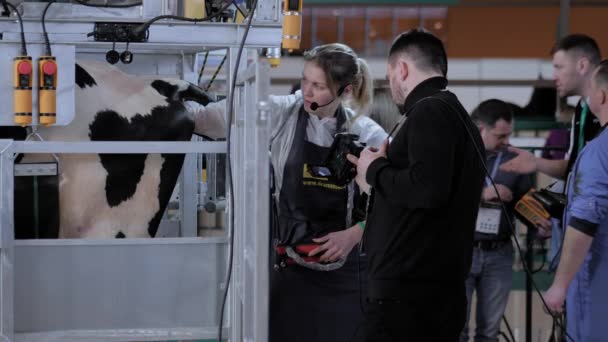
[75,64,97,89]
[151,80,179,101]
[179,85,215,106]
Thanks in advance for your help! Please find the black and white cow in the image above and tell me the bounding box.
[12,60,222,239]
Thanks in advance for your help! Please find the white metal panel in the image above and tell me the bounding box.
[14,239,227,336]
[230,59,271,342]
[0,141,15,342]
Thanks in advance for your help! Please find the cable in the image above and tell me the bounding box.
[197,51,209,86]
[72,0,142,8]
[530,241,547,274]
[204,55,226,92]
[2,0,27,55]
[41,0,56,56]
[131,0,238,38]
[499,331,513,342]
[1,1,10,16]
[233,2,247,18]
[217,1,257,341]
[503,315,516,342]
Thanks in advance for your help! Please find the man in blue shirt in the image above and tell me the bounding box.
[544,60,608,341]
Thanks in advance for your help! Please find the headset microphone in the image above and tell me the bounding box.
[310,85,346,111]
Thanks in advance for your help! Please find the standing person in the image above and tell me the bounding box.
[544,60,608,341]
[348,29,485,341]
[461,100,535,342]
[501,34,602,181]
[500,34,603,268]
[195,43,387,342]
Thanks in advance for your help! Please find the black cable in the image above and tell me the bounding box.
[197,51,209,86]
[530,242,547,274]
[503,315,516,342]
[72,0,142,8]
[2,1,27,55]
[448,100,576,342]
[233,2,247,18]
[1,0,10,16]
[499,331,513,342]
[41,0,56,56]
[131,0,238,38]
[204,55,226,92]
[217,1,257,341]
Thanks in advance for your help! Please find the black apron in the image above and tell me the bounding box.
[270,106,366,342]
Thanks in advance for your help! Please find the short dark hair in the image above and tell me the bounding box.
[388,28,448,76]
[594,59,608,89]
[471,99,515,127]
[551,34,601,66]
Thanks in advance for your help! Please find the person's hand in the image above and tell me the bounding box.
[543,284,567,315]
[308,226,363,262]
[188,102,227,140]
[499,146,538,174]
[482,184,513,202]
[354,171,371,194]
[535,218,552,238]
[347,139,388,191]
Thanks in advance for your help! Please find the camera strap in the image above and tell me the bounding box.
[485,152,503,186]
[387,90,452,140]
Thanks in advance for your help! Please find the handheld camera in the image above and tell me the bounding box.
[309,132,365,186]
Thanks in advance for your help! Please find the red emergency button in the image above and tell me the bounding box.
[18,61,32,75]
[42,61,57,76]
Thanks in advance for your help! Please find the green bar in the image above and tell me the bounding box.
[305,0,458,4]
[512,270,553,291]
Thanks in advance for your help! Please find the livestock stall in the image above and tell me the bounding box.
[0,1,282,341]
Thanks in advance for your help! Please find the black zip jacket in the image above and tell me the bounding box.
[364,77,485,299]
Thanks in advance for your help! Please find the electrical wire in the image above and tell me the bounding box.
[72,0,142,8]
[1,1,10,16]
[41,0,56,56]
[503,315,516,342]
[1,0,27,55]
[204,55,226,92]
[233,2,247,18]
[530,242,547,274]
[197,51,210,86]
[131,0,238,38]
[217,0,257,341]
[499,331,513,342]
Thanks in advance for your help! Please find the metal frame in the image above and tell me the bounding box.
[0,136,268,341]
[0,0,278,340]
[0,140,15,342]
[230,58,271,342]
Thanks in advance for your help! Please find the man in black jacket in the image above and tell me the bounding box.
[348,29,485,341]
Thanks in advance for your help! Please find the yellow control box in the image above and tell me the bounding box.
[282,0,303,51]
[13,56,33,126]
[38,56,57,126]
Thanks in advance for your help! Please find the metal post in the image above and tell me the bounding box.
[0,141,14,342]
[180,143,199,237]
[557,0,570,39]
[525,229,534,342]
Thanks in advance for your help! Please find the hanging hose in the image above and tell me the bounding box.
[197,51,210,86]
[205,54,227,92]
